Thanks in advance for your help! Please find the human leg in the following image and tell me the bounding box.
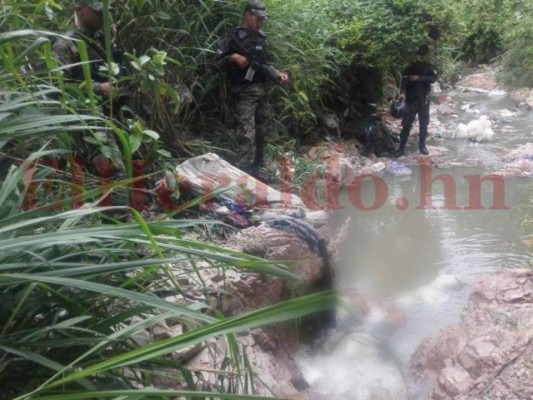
[252,87,270,168]
[233,85,262,168]
[418,104,430,155]
[396,105,417,157]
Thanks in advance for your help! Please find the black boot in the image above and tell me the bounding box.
[395,145,405,158]
[395,132,409,157]
[419,131,429,155]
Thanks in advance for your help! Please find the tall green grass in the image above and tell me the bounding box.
[0,25,335,399]
[0,87,336,398]
[499,0,533,87]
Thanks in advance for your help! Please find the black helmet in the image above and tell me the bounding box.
[390,98,406,119]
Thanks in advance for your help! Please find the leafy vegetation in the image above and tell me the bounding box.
[0,18,333,400]
[499,0,533,87]
[457,0,533,86]
[3,0,529,155]
[0,94,335,397]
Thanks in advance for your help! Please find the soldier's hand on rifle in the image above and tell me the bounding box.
[99,81,111,93]
[229,53,249,69]
[278,72,289,85]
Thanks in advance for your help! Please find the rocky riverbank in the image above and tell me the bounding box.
[411,268,532,400]
[146,64,531,398]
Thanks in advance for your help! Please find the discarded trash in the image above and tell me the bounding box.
[386,161,412,176]
[434,130,444,138]
[504,143,533,162]
[488,89,507,97]
[223,199,251,215]
[370,162,386,173]
[431,82,442,94]
[215,205,230,217]
[467,117,491,136]
[455,117,495,142]
[455,123,469,139]
[476,127,495,142]
[517,103,532,112]
[173,153,305,209]
[461,87,490,94]
[443,130,456,139]
[499,109,515,118]
[437,104,455,116]
[495,144,533,177]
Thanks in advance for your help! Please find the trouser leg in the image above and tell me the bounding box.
[233,85,262,168]
[418,103,430,152]
[397,105,417,155]
[253,91,270,167]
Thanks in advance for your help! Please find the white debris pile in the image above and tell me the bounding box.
[454,116,495,142]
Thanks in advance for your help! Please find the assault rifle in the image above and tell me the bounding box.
[217,36,278,82]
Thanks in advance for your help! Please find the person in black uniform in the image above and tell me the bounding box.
[218,0,288,171]
[396,45,438,157]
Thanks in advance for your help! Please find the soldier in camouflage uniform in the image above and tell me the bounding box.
[53,0,126,172]
[52,0,123,95]
[219,0,288,172]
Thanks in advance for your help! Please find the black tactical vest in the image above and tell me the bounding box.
[222,27,275,85]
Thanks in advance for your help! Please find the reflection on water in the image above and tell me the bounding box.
[336,169,531,362]
[337,169,530,298]
[298,92,532,399]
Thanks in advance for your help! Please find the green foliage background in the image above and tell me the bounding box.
[2,0,531,152]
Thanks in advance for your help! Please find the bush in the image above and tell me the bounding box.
[458,0,533,88]
[499,1,533,87]
[0,20,334,400]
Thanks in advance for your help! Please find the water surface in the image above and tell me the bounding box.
[299,90,532,399]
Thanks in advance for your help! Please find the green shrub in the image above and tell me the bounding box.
[499,1,533,87]
[0,25,335,399]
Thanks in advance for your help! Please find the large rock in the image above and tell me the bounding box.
[155,222,336,398]
[227,224,329,300]
[510,88,533,108]
[411,268,533,400]
[457,68,503,91]
[175,152,305,209]
[181,329,307,398]
[495,143,533,177]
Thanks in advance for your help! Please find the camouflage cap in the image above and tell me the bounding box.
[75,0,104,12]
[245,0,268,19]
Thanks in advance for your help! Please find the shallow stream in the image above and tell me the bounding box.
[298,89,532,399]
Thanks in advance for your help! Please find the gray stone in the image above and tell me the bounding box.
[410,269,533,400]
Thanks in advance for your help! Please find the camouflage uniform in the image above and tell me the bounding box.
[52,29,123,94]
[219,1,280,169]
[52,1,126,172]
